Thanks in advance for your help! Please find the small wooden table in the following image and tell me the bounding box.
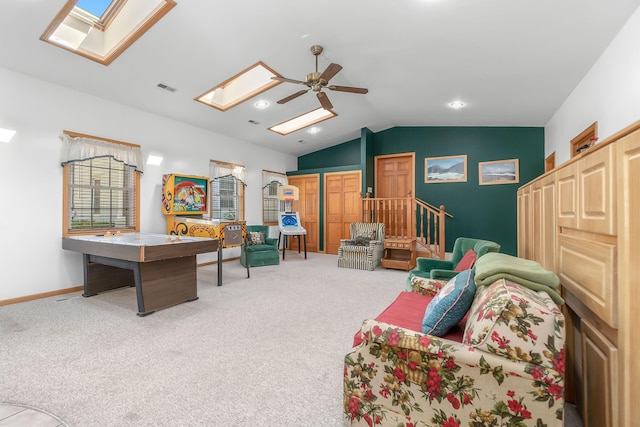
[381,237,416,271]
[62,233,219,316]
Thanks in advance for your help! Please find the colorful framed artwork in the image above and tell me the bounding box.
[478,159,519,185]
[424,155,467,183]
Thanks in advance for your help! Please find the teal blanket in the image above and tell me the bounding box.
[475,253,564,305]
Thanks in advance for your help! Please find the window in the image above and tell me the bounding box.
[570,121,598,158]
[262,170,287,225]
[209,160,245,221]
[196,62,283,112]
[40,0,176,66]
[61,131,142,236]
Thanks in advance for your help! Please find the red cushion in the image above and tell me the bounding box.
[352,291,465,347]
[454,249,477,272]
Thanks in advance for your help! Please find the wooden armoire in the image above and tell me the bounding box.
[517,121,640,427]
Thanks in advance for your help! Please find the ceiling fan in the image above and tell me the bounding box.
[272,45,368,111]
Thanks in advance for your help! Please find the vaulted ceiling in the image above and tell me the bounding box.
[1,0,639,156]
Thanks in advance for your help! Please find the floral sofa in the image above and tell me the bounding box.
[344,275,565,427]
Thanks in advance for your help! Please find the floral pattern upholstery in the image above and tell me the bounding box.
[406,276,447,298]
[344,278,565,427]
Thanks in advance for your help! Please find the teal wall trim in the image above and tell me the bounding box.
[292,126,544,256]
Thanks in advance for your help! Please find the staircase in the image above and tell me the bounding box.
[361,195,451,261]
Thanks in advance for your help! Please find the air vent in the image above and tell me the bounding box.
[157,83,176,92]
[248,120,260,125]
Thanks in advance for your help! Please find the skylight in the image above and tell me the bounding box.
[268,108,337,136]
[76,0,115,19]
[40,0,176,66]
[195,62,283,112]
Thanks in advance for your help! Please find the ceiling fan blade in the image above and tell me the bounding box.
[271,76,306,85]
[328,85,369,94]
[317,92,333,110]
[277,89,309,104]
[319,63,343,82]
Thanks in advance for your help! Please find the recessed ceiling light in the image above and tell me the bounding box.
[254,100,269,109]
[0,128,16,143]
[449,101,465,109]
[308,127,321,134]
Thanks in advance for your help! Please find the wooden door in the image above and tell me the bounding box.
[324,171,362,254]
[288,174,319,253]
[375,154,415,236]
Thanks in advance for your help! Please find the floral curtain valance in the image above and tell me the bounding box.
[59,134,144,173]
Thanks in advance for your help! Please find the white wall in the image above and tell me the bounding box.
[0,66,297,301]
[545,5,640,165]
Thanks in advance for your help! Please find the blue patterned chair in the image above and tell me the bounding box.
[337,223,385,271]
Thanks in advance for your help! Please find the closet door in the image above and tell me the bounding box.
[324,171,362,254]
[288,174,319,253]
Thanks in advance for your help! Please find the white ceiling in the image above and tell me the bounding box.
[1,0,639,157]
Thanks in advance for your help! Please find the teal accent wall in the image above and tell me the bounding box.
[292,126,545,256]
[297,137,360,169]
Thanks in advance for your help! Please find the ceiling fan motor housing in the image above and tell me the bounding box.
[275,44,368,107]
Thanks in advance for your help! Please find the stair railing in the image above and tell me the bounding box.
[361,195,452,260]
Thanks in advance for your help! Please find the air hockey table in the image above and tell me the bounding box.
[62,232,219,316]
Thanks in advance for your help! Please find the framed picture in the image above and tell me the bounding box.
[425,155,467,183]
[478,159,519,185]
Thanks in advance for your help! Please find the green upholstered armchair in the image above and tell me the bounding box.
[241,225,280,267]
[408,237,500,282]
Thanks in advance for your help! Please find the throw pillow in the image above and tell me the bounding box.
[247,231,265,245]
[353,235,372,246]
[422,269,476,336]
[454,249,477,272]
[357,229,377,240]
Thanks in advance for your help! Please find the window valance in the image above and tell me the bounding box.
[262,170,287,189]
[209,161,246,185]
[59,134,144,173]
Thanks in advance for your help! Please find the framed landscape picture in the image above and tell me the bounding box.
[425,155,467,183]
[478,159,519,185]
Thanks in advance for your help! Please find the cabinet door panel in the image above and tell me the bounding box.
[557,162,578,229]
[616,129,640,426]
[581,318,617,427]
[558,234,617,328]
[578,144,616,235]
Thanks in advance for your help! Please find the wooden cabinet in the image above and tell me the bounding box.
[516,185,531,259]
[581,318,618,427]
[381,238,416,271]
[517,121,640,427]
[615,128,640,426]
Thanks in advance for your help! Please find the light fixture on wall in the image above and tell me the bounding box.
[0,128,16,143]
